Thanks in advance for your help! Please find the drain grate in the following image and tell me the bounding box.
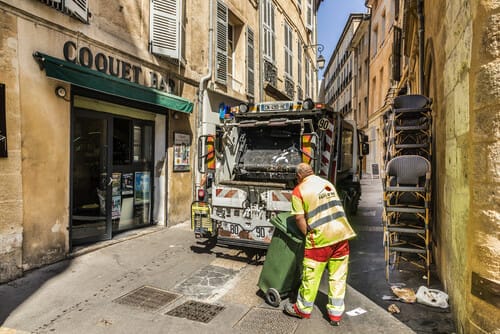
[234,308,299,334]
[113,286,180,311]
[166,300,225,323]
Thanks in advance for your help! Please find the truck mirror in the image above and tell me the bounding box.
[197,135,216,173]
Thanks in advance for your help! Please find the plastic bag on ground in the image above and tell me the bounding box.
[416,286,449,308]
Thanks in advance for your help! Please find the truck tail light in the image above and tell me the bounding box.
[197,188,205,200]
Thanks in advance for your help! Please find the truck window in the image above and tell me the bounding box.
[341,126,354,172]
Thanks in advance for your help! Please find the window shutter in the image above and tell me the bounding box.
[65,0,88,22]
[392,26,402,81]
[297,40,302,89]
[284,22,293,77]
[150,0,180,59]
[306,0,312,30]
[216,0,228,84]
[247,27,255,97]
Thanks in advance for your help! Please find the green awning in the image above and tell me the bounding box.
[33,52,193,114]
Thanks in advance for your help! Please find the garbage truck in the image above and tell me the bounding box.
[192,99,368,249]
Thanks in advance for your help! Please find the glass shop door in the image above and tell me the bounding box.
[71,110,112,246]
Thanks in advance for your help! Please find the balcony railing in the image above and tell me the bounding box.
[264,60,277,88]
[285,77,295,99]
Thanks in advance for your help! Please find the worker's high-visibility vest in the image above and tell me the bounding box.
[291,175,356,249]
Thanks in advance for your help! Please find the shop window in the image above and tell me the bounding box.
[113,118,131,165]
[134,124,153,163]
[113,119,153,165]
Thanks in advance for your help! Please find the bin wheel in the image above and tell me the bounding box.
[265,288,281,307]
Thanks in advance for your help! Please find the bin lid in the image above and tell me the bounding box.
[270,212,304,243]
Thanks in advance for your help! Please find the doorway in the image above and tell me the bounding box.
[71,108,155,247]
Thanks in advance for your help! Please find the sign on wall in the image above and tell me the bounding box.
[173,132,190,172]
[0,83,7,157]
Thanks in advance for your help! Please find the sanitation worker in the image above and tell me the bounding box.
[284,162,356,326]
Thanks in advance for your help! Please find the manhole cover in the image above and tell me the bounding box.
[113,286,180,311]
[234,308,299,334]
[166,300,225,323]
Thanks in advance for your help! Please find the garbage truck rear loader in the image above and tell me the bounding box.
[193,99,368,249]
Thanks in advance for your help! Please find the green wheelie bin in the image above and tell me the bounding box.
[258,212,305,307]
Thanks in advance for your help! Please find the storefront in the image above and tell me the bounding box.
[33,47,194,249]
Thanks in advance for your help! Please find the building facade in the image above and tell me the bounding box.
[0,0,322,283]
[323,13,363,121]
[322,13,370,174]
[194,0,322,194]
[365,0,402,175]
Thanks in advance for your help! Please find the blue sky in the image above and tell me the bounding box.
[317,0,367,77]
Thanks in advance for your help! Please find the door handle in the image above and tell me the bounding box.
[108,177,113,186]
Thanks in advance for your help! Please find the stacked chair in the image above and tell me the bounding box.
[382,95,433,285]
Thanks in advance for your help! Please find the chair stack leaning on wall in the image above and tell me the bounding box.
[382,95,433,286]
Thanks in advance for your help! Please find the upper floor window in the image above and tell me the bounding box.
[372,25,379,55]
[297,40,303,88]
[306,0,313,30]
[263,0,276,62]
[381,10,386,43]
[39,0,88,23]
[284,21,293,78]
[305,59,310,98]
[247,27,255,97]
[150,0,184,60]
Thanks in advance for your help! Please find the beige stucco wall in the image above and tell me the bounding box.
[0,10,24,282]
[367,0,398,170]
[425,0,499,332]
[18,20,71,270]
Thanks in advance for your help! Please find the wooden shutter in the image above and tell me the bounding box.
[216,0,228,84]
[246,28,255,97]
[65,0,88,22]
[150,0,180,59]
[392,26,402,81]
[306,0,312,30]
[284,22,293,77]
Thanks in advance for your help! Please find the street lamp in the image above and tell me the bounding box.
[304,43,326,70]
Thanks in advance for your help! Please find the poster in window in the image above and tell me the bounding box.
[111,195,122,219]
[111,172,121,196]
[173,132,190,172]
[122,173,134,196]
[134,171,150,204]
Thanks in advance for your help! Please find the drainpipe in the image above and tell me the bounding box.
[417,0,424,94]
[195,0,213,191]
[198,0,213,129]
[259,1,263,101]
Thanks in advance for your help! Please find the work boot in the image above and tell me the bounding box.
[330,320,341,326]
[283,302,304,319]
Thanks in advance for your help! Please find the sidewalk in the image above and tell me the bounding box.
[0,219,415,334]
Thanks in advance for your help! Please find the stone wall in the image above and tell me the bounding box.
[467,0,500,332]
[425,0,499,332]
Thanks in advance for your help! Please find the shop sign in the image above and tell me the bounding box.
[62,40,175,93]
